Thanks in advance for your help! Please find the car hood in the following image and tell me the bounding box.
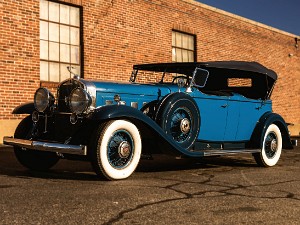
[92,81,172,96]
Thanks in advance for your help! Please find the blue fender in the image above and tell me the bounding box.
[87,105,204,157]
[12,102,35,114]
[250,112,293,149]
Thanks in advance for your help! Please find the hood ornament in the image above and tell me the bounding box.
[67,66,80,80]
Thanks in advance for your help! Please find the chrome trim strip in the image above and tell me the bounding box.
[200,149,260,156]
[3,137,87,156]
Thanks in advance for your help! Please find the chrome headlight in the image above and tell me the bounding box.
[34,88,55,112]
[69,87,92,114]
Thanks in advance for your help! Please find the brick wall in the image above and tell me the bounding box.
[0,0,40,120]
[0,0,299,140]
[81,0,299,124]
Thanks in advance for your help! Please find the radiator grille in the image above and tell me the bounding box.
[57,79,84,113]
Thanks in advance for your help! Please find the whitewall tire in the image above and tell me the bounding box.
[254,124,282,167]
[91,120,142,180]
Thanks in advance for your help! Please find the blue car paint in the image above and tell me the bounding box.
[235,99,271,140]
[93,81,172,108]
[91,80,272,144]
[193,91,271,142]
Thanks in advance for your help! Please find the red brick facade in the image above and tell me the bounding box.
[0,0,299,138]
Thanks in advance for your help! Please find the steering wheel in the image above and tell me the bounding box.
[172,76,189,86]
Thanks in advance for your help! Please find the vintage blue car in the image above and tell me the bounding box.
[3,61,294,180]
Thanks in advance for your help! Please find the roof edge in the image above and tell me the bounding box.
[181,0,300,38]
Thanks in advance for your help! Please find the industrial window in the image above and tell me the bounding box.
[40,0,81,82]
[172,31,195,62]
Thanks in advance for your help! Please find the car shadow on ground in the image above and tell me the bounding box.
[137,154,258,172]
[0,147,258,181]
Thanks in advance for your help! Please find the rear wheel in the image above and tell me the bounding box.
[14,116,59,171]
[253,124,282,167]
[90,120,142,180]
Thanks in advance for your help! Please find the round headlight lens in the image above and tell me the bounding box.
[69,88,91,115]
[34,88,55,112]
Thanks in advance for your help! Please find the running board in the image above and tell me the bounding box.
[190,149,261,156]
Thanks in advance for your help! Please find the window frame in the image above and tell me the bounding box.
[172,30,196,63]
[39,0,84,83]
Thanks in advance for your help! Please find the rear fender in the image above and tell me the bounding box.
[250,112,293,149]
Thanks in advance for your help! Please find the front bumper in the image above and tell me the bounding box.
[3,137,87,156]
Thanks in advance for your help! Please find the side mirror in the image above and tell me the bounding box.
[193,68,209,88]
[186,68,209,92]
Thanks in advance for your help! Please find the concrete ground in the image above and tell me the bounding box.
[0,141,299,225]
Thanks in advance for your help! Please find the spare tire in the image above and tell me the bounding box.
[155,93,200,149]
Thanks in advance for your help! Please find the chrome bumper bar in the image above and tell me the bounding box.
[3,137,87,156]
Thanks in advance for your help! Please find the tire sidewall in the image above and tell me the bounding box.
[98,120,141,180]
[157,94,200,149]
[261,124,282,166]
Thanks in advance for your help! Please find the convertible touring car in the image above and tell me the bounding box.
[3,61,295,180]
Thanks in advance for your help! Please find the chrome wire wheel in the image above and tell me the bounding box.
[170,107,192,143]
[107,130,134,169]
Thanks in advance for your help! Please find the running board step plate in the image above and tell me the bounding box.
[190,149,261,156]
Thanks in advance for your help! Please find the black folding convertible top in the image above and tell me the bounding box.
[133,61,277,80]
[133,61,278,100]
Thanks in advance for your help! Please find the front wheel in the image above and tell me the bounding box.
[253,124,282,167]
[14,116,59,171]
[90,120,142,180]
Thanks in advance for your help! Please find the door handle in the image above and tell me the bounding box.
[221,104,228,108]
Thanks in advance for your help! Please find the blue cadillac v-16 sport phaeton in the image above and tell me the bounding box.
[3,61,295,180]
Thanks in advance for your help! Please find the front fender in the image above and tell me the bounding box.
[87,105,203,157]
[250,112,293,149]
[12,102,35,114]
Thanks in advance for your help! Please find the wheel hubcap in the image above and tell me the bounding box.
[265,132,278,158]
[180,118,190,134]
[107,130,134,169]
[118,141,131,158]
[270,139,278,152]
[170,107,192,143]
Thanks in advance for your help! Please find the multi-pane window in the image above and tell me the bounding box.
[40,0,81,82]
[172,31,195,62]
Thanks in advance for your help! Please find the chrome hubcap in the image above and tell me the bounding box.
[270,139,278,152]
[118,141,131,158]
[170,107,192,143]
[265,132,278,158]
[180,118,190,134]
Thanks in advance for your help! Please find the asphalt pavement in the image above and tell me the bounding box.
[0,141,299,225]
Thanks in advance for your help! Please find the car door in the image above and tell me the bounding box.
[223,95,240,141]
[193,93,229,142]
[235,98,272,141]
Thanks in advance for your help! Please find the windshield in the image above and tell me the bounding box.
[130,69,189,84]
